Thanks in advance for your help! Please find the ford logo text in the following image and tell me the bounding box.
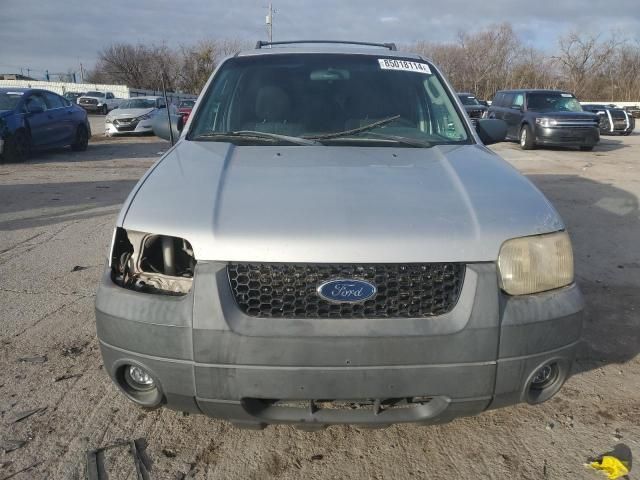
[317,279,377,303]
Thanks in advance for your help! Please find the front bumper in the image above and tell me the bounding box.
[96,262,584,427]
[535,125,600,147]
[105,119,153,136]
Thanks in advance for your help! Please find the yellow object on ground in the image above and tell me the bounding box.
[588,456,630,479]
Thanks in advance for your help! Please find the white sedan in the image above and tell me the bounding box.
[105,96,176,136]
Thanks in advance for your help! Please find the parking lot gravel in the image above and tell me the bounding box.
[0,133,638,479]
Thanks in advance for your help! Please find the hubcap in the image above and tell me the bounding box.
[520,129,526,146]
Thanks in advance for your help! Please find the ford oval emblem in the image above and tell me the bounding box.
[317,279,377,303]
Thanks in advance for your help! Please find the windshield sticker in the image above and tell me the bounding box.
[378,59,431,74]
[7,91,24,95]
[561,93,573,97]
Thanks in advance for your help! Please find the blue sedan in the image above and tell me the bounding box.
[0,87,91,163]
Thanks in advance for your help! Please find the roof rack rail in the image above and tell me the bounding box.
[254,40,397,51]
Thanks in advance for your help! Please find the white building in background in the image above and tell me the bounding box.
[0,79,196,104]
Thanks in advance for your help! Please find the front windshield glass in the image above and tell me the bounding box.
[189,54,469,146]
[458,95,480,106]
[179,100,195,108]
[0,92,24,111]
[527,93,583,113]
[85,91,104,97]
[118,99,156,109]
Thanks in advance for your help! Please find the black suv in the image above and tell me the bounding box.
[488,89,599,150]
[457,93,487,120]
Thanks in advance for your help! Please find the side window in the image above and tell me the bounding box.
[493,93,504,107]
[512,93,524,108]
[503,93,515,108]
[44,92,64,109]
[106,93,114,99]
[157,98,166,108]
[25,93,48,112]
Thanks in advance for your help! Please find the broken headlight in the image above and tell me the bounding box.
[110,227,196,295]
[498,231,574,296]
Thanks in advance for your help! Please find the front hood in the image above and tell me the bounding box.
[121,142,564,262]
[108,108,155,119]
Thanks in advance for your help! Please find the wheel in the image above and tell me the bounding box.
[71,125,89,151]
[1,129,30,163]
[102,104,108,115]
[519,124,535,150]
[580,146,594,151]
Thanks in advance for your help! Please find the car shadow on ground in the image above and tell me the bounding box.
[0,179,137,230]
[527,174,640,375]
[22,139,169,164]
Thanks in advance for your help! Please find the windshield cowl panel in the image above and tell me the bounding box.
[189,53,471,147]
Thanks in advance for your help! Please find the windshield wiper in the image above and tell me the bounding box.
[353,131,432,148]
[191,130,320,146]
[304,115,401,140]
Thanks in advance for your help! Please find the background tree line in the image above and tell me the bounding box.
[87,24,640,101]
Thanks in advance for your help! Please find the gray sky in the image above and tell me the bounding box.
[1,0,639,78]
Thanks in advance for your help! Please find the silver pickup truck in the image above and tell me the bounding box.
[95,40,583,429]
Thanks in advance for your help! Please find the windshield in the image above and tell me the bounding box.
[179,100,195,108]
[118,99,156,109]
[85,91,105,97]
[458,95,480,106]
[527,93,583,113]
[0,92,24,111]
[189,54,469,146]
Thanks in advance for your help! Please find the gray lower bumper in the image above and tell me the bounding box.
[95,262,584,427]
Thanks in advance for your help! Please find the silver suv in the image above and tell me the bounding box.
[95,41,583,429]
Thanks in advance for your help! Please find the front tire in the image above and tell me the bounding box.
[71,125,89,151]
[519,124,535,150]
[2,129,30,163]
[580,146,594,151]
[102,104,108,115]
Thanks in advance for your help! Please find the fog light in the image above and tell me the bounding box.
[530,363,558,390]
[124,365,154,391]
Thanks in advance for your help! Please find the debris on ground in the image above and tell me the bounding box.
[311,454,324,461]
[587,444,632,480]
[161,448,176,458]
[1,460,43,479]
[1,439,26,453]
[9,407,47,424]
[588,456,630,479]
[71,265,89,272]
[17,356,47,364]
[54,373,82,382]
[86,438,151,480]
[61,343,87,357]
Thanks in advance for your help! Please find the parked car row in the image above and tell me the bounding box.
[0,87,90,163]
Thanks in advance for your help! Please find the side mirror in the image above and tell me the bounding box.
[152,113,184,142]
[27,104,45,114]
[475,118,507,145]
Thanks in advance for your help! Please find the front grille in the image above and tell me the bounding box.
[227,263,465,318]
[80,98,97,105]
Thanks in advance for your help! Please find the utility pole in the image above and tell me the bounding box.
[80,63,85,83]
[266,3,273,44]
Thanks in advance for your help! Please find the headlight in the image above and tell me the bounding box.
[536,117,558,128]
[105,117,112,124]
[110,227,196,295]
[137,113,151,121]
[498,231,574,295]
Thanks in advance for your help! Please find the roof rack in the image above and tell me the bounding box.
[254,40,397,51]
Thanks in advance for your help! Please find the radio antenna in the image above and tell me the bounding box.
[160,73,175,146]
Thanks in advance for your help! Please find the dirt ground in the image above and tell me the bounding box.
[0,130,638,479]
